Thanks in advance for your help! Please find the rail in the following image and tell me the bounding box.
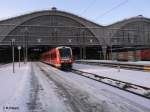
[71,68,150,100]
[76,60,150,71]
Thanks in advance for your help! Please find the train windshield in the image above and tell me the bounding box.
[59,48,71,59]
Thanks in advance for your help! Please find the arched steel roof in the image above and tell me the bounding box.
[0,9,103,44]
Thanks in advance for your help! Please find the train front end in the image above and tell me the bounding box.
[57,46,73,69]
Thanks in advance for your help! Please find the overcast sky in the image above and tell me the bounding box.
[0,0,150,25]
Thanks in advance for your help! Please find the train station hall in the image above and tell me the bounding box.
[0,7,150,63]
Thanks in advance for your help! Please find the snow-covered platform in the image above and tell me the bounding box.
[0,62,150,112]
[73,63,150,88]
[76,60,150,71]
[0,63,31,112]
[76,60,150,66]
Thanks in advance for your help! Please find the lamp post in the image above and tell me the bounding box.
[17,46,21,67]
[11,39,15,73]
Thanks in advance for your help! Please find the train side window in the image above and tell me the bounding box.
[54,52,56,58]
[51,53,54,59]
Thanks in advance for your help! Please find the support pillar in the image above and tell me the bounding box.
[99,46,103,60]
[80,47,83,59]
[102,46,107,60]
[83,46,86,59]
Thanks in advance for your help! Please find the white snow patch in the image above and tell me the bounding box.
[77,60,150,66]
[73,63,150,88]
[32,63,73,112]
[40,62,150,112]
[0,62,31,112]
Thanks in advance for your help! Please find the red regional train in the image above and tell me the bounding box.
[117,49,150,61]
[41,46,73,69]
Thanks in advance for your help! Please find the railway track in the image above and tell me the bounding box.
[76,61,150,72]
[39,62,150,100]
[71,68,150,100]
[37,63,104,112]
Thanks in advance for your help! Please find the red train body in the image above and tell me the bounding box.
[117,49,150,61]
[41,46,73,68]
[140,49,150,60]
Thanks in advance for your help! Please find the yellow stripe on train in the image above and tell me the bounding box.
[144,66,150,71]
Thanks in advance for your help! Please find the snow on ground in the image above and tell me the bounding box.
[31,63,74,112]
[40,62,150,112]
[1,62,150,112]
[77,60,150,66]
[0,62,31,112]
[73,63,150,88]
[0,62,75,112]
